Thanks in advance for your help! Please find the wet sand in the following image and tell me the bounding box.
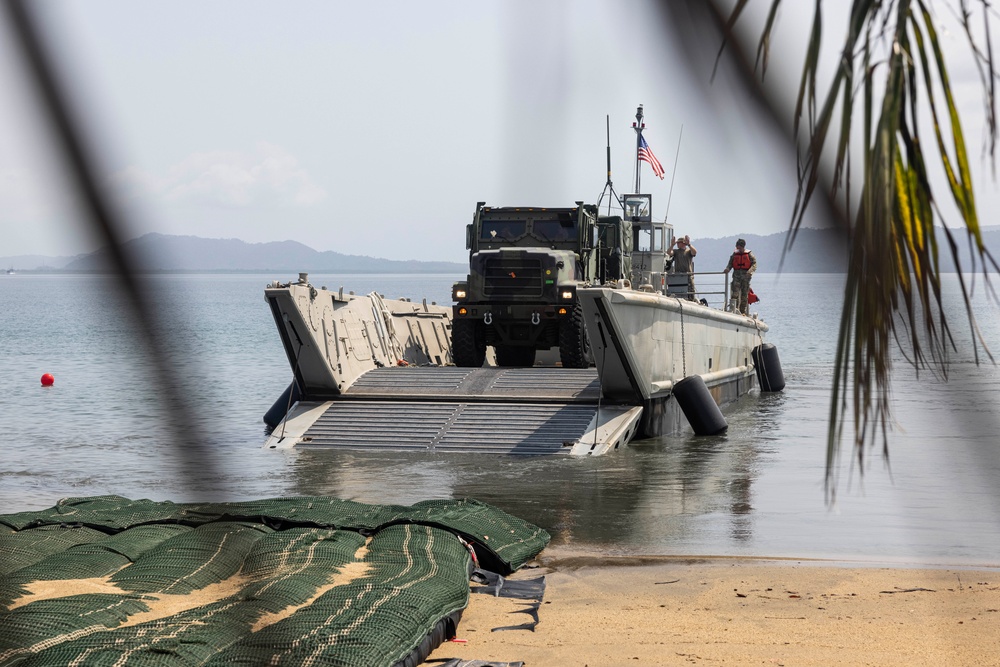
[424,555,1000,666]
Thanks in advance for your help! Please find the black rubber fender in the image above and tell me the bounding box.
[674,375,728,435]
[752,343,786,392]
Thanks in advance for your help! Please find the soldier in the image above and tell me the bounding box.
[667,235,697,300]
[724,238,757,315]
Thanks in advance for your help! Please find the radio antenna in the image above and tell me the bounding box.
[596,114,621,215]
[663,125,683,222]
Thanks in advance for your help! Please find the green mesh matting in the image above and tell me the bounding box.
[0,496,549,667]
[0,495,548,572]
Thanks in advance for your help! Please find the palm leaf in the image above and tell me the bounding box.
[726,0,998,500]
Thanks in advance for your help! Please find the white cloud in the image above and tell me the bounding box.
[111,142,327,208]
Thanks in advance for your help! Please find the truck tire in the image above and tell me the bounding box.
[495,345,536,367]
[559,304,592,368]
[452,319,486,367]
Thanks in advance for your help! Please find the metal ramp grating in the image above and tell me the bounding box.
[298,401,597,455]
[300,402,458,450]
[348,367,473,392]
[344,367,601,402]
[489,368,600,393]
[435,403,598,454]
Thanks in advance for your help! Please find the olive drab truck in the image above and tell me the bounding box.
[451,201,631,368]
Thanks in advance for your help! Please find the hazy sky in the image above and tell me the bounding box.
[1,1,996,262]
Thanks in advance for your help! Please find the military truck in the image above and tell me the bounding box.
[451,201,631,368]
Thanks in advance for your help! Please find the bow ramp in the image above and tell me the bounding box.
[265,367,643,456]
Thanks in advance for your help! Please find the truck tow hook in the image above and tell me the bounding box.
[484,312,493,325]
[531,312,540,325]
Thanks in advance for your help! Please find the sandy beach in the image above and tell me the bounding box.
[424,554,1000,667]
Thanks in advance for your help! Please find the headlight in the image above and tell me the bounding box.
[560,289,574,300]
[455,289,467,299]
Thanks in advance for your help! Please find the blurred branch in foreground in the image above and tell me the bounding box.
[658,0,999,500]
[3,0,221,495]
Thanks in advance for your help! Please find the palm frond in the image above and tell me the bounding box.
[728,0,998,500]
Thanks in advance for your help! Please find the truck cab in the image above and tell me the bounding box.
[451,201,629,368]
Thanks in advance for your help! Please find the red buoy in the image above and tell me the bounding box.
[40,373,54,387]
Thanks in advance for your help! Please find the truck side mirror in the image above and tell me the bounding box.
[466,224,472,250]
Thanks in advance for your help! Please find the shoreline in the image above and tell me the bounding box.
[535,550,1000,572]
[424,555,1000,666]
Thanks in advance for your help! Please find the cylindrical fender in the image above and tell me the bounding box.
[673,375,728,435]
[752,343,785,392]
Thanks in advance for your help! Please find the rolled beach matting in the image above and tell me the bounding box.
[0,495,550,667]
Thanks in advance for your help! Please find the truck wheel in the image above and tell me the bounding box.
[495,345,536,367]
[452,319,486,367]
[559,304,592,368]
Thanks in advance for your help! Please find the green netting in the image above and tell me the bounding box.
[0,525,109,577]
[0,525,192,608]
[403,498,550,572]
[110,522,272,595]
[237,527,368,612]
[81,523,194,563]
[2,495,548,572]
[0,496,549,667]
[0,594,155,659]
[11,529,372,666]
[206,524,472,667]
[0,495,173,531]
[10,525,469,667]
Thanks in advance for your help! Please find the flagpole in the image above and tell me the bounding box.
[632,104,644,194]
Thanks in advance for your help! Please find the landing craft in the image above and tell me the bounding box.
[262,105,784,452]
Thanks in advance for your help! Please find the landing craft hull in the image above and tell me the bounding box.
[263,278,771,453]
[264,277,454,397]
[263,278,642,455]
[578,285,768,437]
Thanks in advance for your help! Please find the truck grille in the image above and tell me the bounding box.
[482,257,544,298]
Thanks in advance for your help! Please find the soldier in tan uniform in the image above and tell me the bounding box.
[667,235,697,301]
[724,238,757,315]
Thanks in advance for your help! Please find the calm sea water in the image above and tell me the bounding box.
[1,272,999,567]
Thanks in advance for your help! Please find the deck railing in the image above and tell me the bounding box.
[631,270,732,310]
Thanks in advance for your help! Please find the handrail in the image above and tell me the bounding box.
[656,270,732,309]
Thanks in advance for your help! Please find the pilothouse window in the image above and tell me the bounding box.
[636,228,654,252]
[634,224,666,252]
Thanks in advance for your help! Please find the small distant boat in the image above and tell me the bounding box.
[5,267,14,275]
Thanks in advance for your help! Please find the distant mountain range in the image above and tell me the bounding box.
[1,233,466,274]
[2,228,999,274]
[690,225,1000,274]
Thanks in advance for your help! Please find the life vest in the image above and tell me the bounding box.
[732,251,752,271]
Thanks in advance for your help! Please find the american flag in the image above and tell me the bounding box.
[638,135,665,180]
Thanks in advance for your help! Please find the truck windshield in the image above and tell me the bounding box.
[481,220,527,241]
[533,219,577,242]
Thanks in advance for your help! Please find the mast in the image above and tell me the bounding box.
[632,104,645,193]
[606,114,612,186]
[664,125,683,223]
[596,114,621,215]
